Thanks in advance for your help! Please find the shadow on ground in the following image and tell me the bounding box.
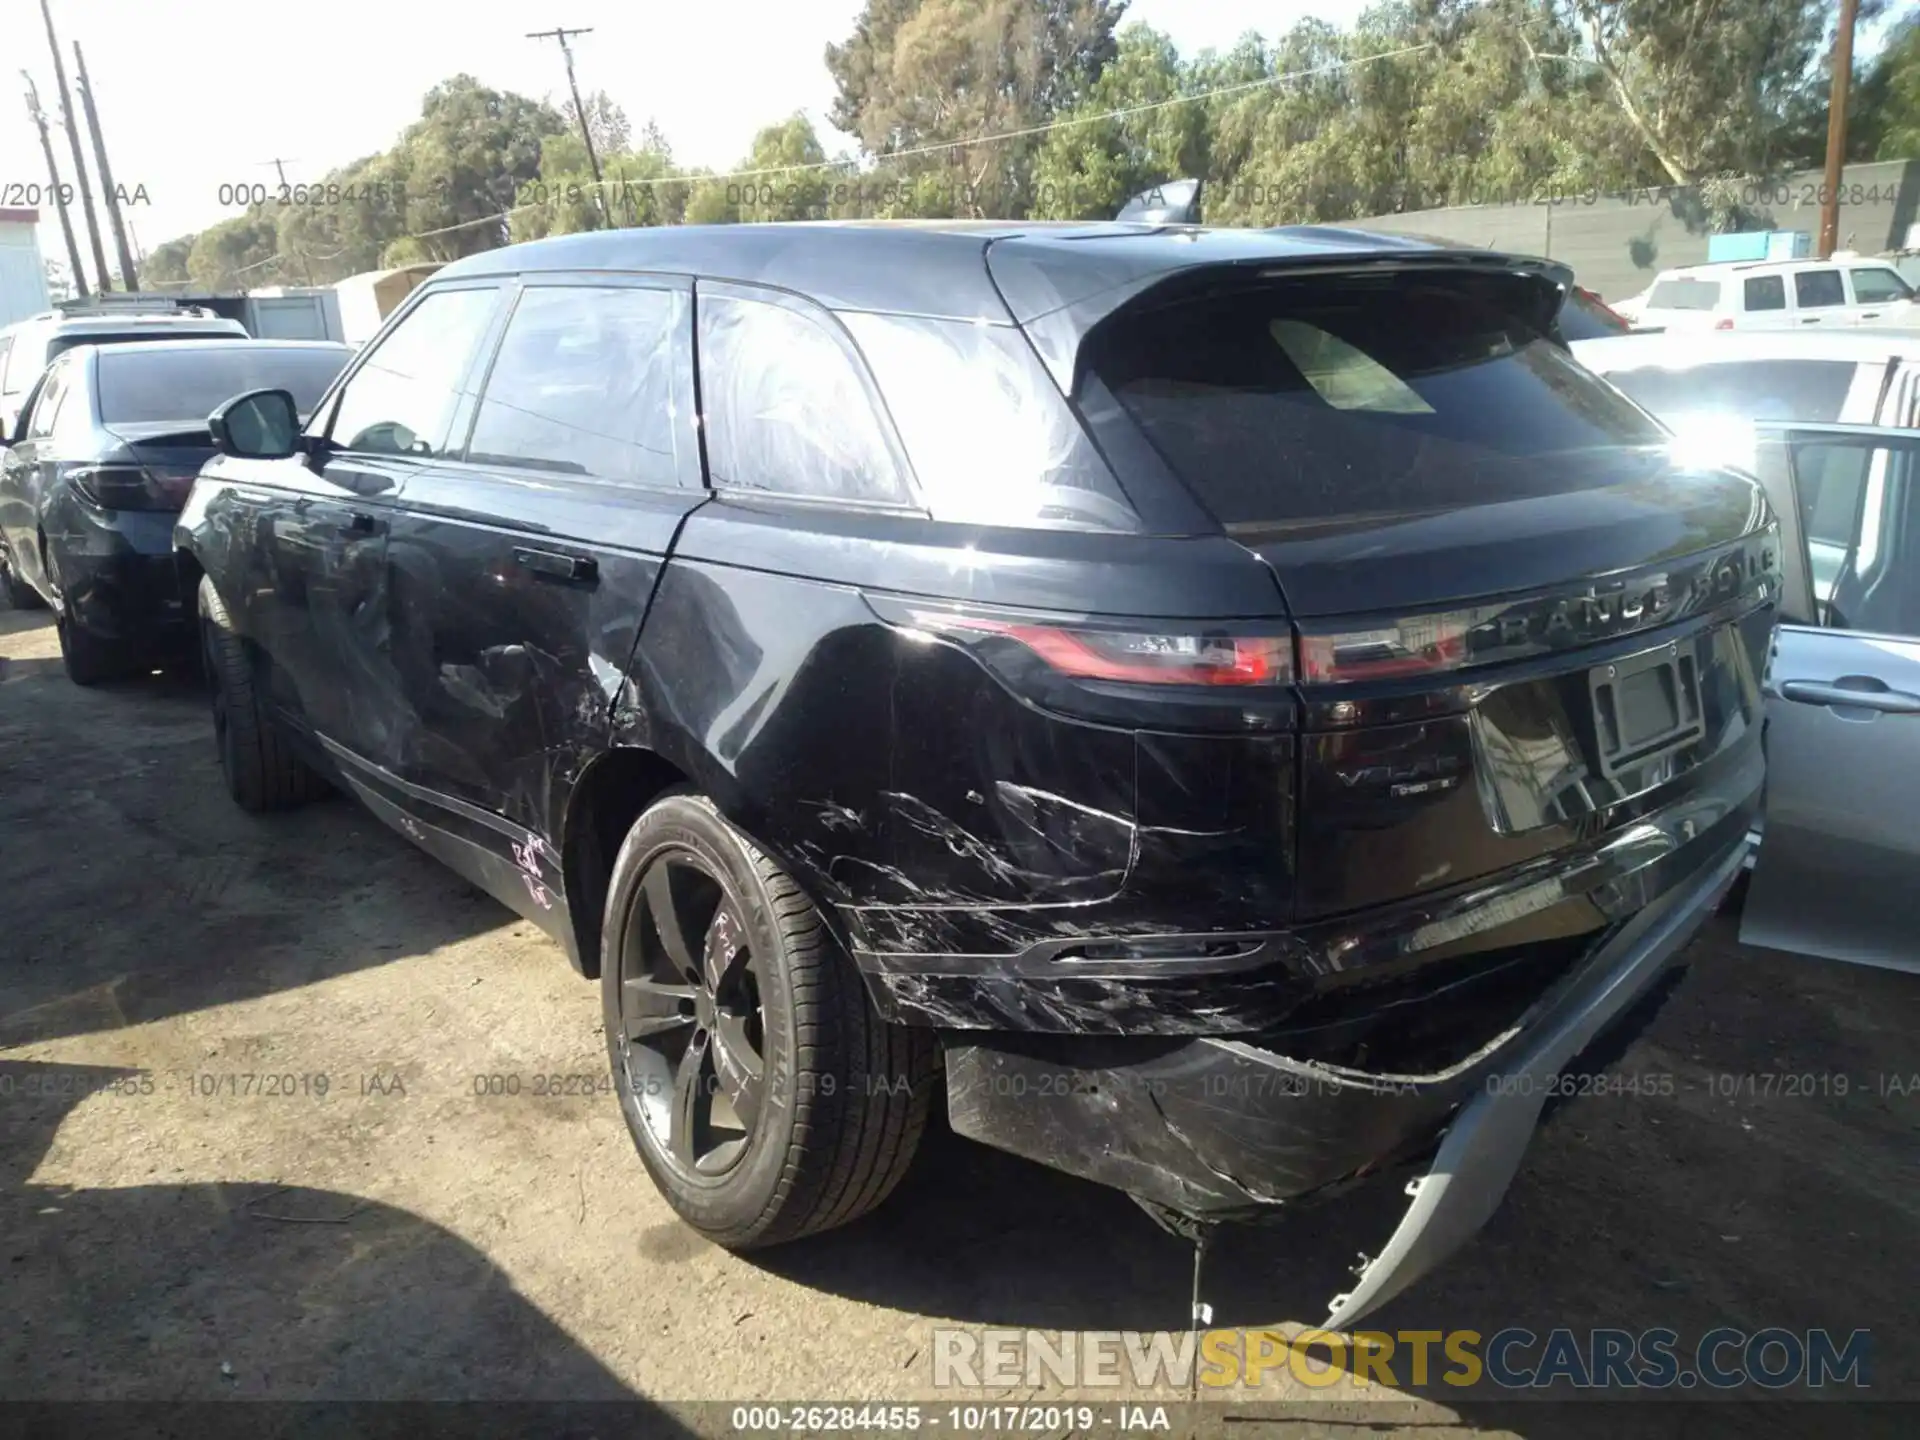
[0,645,510,1047]
[0,1057,689,1422]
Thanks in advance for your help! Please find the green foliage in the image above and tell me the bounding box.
[140,0,1920,283]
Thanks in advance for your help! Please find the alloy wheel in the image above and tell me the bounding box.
[616,850,768,1178]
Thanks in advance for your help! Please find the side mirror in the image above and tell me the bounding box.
[209,389,301,460]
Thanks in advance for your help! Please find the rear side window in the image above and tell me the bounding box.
[840,312,1137,531]
[697,290,907,505]
[1795,270,1845,309]
[466,285,689,486]
[328,287,498,457]
[1602,360,1858,426]
[1083,272,1666,527]
[1648,278,1721,311]
[1743,275,1786,312]
[1851,267,1913,304]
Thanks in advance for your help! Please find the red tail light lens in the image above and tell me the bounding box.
[902,609,1293,686]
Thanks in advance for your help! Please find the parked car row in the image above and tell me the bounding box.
[0,337,351,681]
[0,219,1903,1331]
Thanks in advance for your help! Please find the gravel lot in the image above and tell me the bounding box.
[1,604,1915,1437]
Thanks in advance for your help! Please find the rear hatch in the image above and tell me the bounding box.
[1075,262,1779,919]
[98,422,217,511]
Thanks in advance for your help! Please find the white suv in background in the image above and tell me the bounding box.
[1618,255,1919,333]
[0,303,249,438]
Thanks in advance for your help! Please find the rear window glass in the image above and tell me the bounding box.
[46,330,241,364]
[1648,278,1721,311]
[1083,273,1667,527]
[1600,359,1857,427]
[98,347,349,425]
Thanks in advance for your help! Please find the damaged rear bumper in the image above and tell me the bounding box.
[945,807,1749,1330]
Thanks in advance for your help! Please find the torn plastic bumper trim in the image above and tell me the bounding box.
[1321,834,1747,1331]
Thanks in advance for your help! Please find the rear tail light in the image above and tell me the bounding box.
[1577,286,1632,329]
[1298,614,1471,683]
[66,463,186,511]
[903,609,1292,686]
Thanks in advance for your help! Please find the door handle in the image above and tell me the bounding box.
[1800,316,1821,324]
[1780,678,1920,714]
[512,547,598,585]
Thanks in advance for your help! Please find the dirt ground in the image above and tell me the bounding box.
[2,602,1916,1438]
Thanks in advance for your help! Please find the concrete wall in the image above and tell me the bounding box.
[0,209,50,329]
[1349,159,1920,302]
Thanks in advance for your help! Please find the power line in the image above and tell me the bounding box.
[404,39,1443,242]
[528,25,607,224]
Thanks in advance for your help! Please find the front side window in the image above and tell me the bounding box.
[697,290,907,505]
[841,311,1137,531]
[1647,277,1721,312]
[328,287,499,457]
[1084,271,1668,528]
[1795,269,1846,309]
[1792,437,1918,636]
[1743,275,1787,312]
[1850,267,1914,305]
[466,285,688,485]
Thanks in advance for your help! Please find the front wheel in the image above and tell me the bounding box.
[199,577,329,811]
[602,792,936,1249]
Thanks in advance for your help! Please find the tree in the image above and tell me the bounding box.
[1537,0,1836,185]
[141,239,193,287]
[826,0,1126,216]
[186,215,278,290]
[1854,15,1920,161]
[1030,23,1207,219]
[391,76,566,258]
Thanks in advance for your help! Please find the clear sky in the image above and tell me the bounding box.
[0,0,1362,269]
[0,0,1894,277]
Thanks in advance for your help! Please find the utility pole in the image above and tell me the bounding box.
[527,26,608,225]
[1819,0,1861,258]
[21,72,88,299]
[37,0,110,291]
[73,43,137,292]
[265,157,317,284]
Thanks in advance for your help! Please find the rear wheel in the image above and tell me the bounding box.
[56,611,131,686]
[198,577,329,811]
[602,792,936,1248]
[0,543,46,610]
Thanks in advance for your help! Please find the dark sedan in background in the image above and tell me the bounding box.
[0,339,351,684]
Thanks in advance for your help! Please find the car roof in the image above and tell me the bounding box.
[432,220,1530,325]
[1654,256,1901,282]
[81,338,348,355]
[1572,328,1920,370]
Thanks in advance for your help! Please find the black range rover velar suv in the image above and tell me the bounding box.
[176,222,1777,1326]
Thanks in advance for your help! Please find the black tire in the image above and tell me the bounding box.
[0,543,47,610]
[198,576,329,811]
[602,791,936,1249]
[56,611,130,686]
